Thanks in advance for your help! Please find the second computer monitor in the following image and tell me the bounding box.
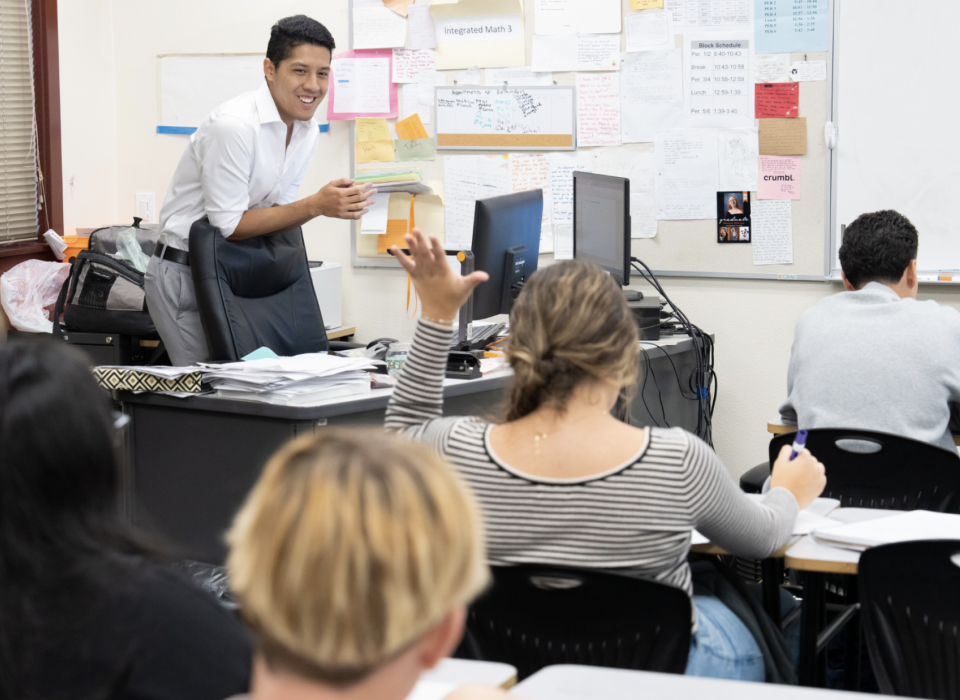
[573,171,630,286]
[471,189,543,320]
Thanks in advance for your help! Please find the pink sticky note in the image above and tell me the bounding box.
[327,49,399,121]
[758,156,801,200]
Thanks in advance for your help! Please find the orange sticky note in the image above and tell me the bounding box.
[378,218,409,253]
[395,113,429,140]
[355,139,396,163]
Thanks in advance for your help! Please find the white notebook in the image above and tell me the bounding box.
[810,510,960,552]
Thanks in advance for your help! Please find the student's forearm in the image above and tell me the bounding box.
[227,196,320,241]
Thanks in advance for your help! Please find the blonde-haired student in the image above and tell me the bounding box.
[225,429,510,700]
[387,229,826,682]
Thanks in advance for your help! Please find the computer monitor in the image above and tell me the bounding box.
[470,189,543,320]
[573,171,631,289]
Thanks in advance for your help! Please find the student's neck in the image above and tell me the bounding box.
[523,387,617,432]
[251,656,420,700]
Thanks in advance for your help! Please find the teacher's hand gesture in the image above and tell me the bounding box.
[391,228,488,323]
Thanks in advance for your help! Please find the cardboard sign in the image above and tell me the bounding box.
[759,118,806,155]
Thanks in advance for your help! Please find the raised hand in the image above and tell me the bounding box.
[391,228,489,322]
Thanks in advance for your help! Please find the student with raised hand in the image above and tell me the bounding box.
[225,429,511,700]
[780,210,960,451]
[387,229,827,682]
[0,341,251,700]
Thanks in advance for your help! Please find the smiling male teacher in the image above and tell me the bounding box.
[145,15,376,366]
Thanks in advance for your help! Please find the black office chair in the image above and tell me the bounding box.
[859,540,960,699]
[456,564,691,681]
[190,218,354,360]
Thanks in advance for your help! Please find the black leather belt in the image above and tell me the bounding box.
[154,244,190,266]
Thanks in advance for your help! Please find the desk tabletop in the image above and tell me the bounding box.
[421,658,517,689]
[512,665,873,699]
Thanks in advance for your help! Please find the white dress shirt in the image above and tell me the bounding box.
[158,82,320,250]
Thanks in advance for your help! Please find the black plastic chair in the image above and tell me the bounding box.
[458,564,691,681]
[190,219,357,360]
[859,540,960,699]
[764,429,960,512]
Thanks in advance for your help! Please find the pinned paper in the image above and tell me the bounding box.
[754,0,829,54]
[396,113,429,140]
[620,49,684,144]
[626,11,671,52]
[402,84,432,125]
[752,199,793,265]
[392,49,435,83]
[754,53,791,83]
[718,128,759,191]
[382,0,415,17]
[577,73,621,147]
[353,0,408,49]
[758,155,801,200]
[457,66,482,85]
[534,0,622,35]
[408,5,439,50]
[533,35,619,72]
[356,139,396,163]
[755,83,799,119]
[759,118,806,155]
[396,138,436,161]
[631,0,664,7]
[430,0,526,70]
[790,61,827,82]
[356,118,391,141]
[485,67,553,86]
[329,50,398,120]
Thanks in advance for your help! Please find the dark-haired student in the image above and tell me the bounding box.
[144,15,376,366]
[0,341,251,699]
[780,210,960,451]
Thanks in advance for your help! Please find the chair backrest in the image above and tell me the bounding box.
[461,565,691,681]
[189,219,328,361]
[859,540,960,699]
[769,429,960,512]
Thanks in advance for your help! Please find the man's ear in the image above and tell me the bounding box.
[263,57,276,83]
[840,270,856,292]
[417,606,467,672]
[905,259,918,290]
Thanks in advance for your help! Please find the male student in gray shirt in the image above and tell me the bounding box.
[780,210,960,452]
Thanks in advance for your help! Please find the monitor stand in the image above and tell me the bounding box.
[623,289,643,302]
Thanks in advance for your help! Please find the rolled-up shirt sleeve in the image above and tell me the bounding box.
[197,115,254,237]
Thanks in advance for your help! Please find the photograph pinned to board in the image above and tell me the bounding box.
[717,192,751,243]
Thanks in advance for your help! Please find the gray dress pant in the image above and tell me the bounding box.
[144,253,211,366]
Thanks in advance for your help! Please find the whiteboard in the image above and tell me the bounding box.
[435,86,575,150]
[831,0,960,276]
[158,54,264,130]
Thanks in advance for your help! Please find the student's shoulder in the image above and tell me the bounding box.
[914,298,960,338]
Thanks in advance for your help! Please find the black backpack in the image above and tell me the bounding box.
[53,219,160,338]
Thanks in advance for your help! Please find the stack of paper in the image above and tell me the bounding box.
[355,167,434,196]
[810,510,960,552]
[197,354,380,406]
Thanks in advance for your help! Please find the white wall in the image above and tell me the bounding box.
[56,0,960,477]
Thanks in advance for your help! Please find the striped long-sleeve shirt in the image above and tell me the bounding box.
[385,320,799,603]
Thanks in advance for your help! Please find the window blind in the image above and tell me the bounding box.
[0,0,38,244]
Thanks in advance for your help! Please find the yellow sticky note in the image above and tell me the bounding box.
[355,139,396,163]
[630,0,663,7]
[356,118,391,142]
[395,113,429,140]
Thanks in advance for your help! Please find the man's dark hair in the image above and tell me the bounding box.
[839,210,919,289]
[266,15,336,66]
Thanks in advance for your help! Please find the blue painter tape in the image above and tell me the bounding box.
[319,123,329,133]
[157,125,196,135]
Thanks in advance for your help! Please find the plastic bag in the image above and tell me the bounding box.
[0,259,71,333]
[113,226,150,272]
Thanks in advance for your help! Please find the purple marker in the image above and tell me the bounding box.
[789,429,808,460]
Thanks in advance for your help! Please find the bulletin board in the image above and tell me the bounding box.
[829,0,960,284]
[348,0,834,281]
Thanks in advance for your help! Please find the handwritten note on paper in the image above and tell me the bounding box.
[331,56,392,116]
[755,82,798,118]
[443,155,512,249]
[356,118,391,142]
[353,0,408,49]
[402,84,431,125]
[665,0,750,29]
[394,138,436,161]
[626,11,671,52]
[533,35,620,72]
[790,61,827,82]
[408,4,439,50]
[752,199,793,265]
[755,53,791,83]
[547,151,596,224]
[554,224,574,260]
[718,128,759,191]
[355,139,396,163]
[632,0,664,8]
[392,49,436,83]
[577,74,621,147]
[620,49,684,144]
[576,35,621,71]
[485,67,553,86]
[684,35,754,128]
[596,146,658,238]
[417,70,447,107]
[755,0,829,54]
[759,118,806,155]
[509,153,554,252]
[395,113,429,140]
[655,128,720,220]
[534,0,622,36]
[758,155,800,199]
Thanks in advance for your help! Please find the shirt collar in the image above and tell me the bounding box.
[861,281,901,299]
[255,81,318,131]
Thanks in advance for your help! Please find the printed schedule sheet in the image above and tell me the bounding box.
[684,35,754,128]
